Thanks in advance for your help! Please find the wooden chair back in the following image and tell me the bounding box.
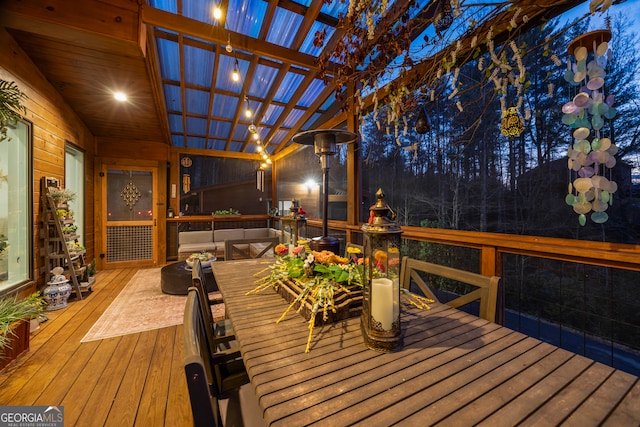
[183,288,222,427]
[191,261,247,395]
[400,256,500,322]
[224,237,279,260]
[344,242,364,260]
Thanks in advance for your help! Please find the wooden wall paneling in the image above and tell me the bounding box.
[96,138,169,161]
[0,28,96,287]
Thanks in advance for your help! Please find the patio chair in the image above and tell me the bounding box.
[183,287,224,427]
[191,262,247,393]
[192,258,226,319]
[400,256,500,322]
[184,287,262,426]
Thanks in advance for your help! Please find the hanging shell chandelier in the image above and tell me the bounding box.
[562,29,618,226]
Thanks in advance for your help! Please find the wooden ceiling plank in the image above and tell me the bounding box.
[1,0,141,56]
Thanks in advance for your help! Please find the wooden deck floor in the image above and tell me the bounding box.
[0,268,194,426]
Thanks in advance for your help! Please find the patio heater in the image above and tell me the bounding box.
[292,129,357,254]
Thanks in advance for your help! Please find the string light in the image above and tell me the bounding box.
[213,6,223,21]
[226,33,233,53]
[232,57,240,82]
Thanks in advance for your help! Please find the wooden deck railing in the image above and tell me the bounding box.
[304,218,640,275]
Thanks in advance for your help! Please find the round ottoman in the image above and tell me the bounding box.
[160,261,217,295]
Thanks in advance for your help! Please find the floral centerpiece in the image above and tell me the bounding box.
[249,242,434,353]
[249,242,364,352]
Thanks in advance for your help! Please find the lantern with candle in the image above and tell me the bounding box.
[361,188,403,352]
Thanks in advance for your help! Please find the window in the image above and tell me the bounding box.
[65,143,85,246]
[0,119,32,293]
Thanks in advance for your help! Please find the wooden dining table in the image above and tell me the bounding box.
[211,259,640,426]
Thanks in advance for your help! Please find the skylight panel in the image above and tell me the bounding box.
[185,116,207,136]
[266,7,303,48]
[283,108,305,128]
[209,120,232,138]
[210,139,227,150]
[185,88,210,115]
[227,141,244,152]
[302,113,322,131]
[298,79,325,108]
[289,0,312,7]
[248,64,278,98]
[171,134,184,146]
[182,0,216,24]
[156,38,180,81]
[262,104,284,126]
[233,123,249,140]
[320,93,336,110]
[227,0,266,38]
[273,72,304,103]
[186,136,207,148]
[212,94,239,119]
[184,45,214,87]
[168,113,182,133]
[149,0,177,13]
[163,84,181,113]
[269,129,289,146]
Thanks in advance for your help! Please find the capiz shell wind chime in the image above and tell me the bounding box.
[361,188,403,352]
[562,29,618,226]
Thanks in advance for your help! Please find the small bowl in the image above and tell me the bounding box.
[185,254,216,268]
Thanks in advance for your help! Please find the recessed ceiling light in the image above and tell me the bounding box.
[114,91,127,102]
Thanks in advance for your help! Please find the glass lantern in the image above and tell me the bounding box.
[360,188,403,352]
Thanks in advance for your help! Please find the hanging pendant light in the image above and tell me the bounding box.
[414,108,430,134]
[244,97,253,119]
[231,57,241,82]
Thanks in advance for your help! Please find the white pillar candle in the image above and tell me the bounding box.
[372,277,394,330]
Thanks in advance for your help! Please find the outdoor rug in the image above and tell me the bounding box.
[81,268,224,342]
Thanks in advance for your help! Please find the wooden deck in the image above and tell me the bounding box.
[0,268,194,427]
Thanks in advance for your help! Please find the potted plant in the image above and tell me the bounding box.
[0,79,27,143]
[48,187,76,205]
[212,208,241,218]
[0,292,45,370]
